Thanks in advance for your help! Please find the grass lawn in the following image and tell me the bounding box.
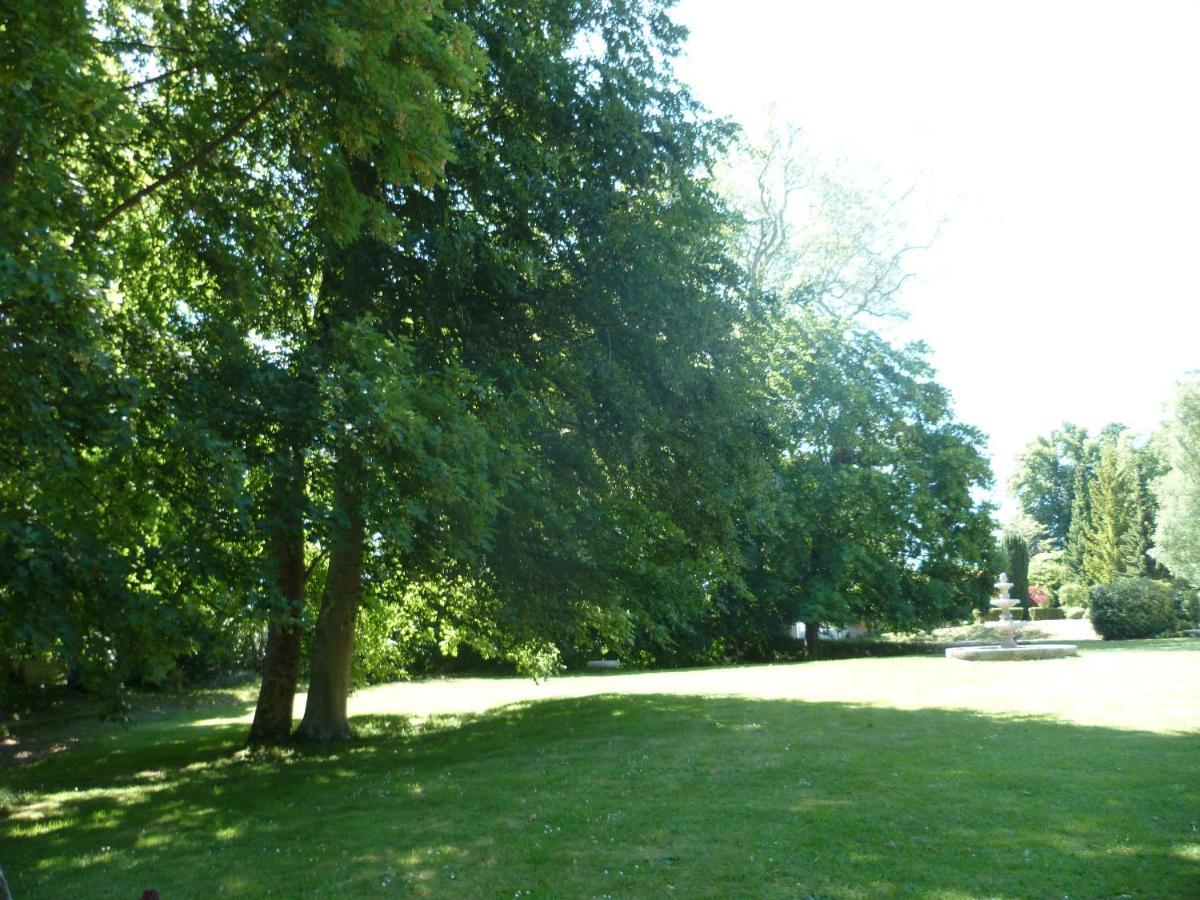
[3,640,1199,898]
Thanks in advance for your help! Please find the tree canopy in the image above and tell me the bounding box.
[2,0,999,737]
[1152,379,1200,587]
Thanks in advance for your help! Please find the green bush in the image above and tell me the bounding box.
[1063,606,1086,620]
[1029,551,1071,599]
[1171,581,1199,627]
[1029,607,1066,621]
[1058,582,1090,610]
[1090,578,1176,640]
[985,608,1026,621]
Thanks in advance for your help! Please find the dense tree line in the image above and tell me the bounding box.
[2,0,995,740]
[1010,391,1200,627]
[1010,424,1165,589]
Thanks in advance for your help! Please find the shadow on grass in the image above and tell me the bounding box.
[4,694,1198,898]
[1,687,257,777]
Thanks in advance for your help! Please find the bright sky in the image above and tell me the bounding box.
[673,0,1200,519]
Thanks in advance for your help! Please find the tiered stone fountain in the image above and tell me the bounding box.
[945,573,1078,661]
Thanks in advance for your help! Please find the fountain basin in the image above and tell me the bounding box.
[946,643,1078,662]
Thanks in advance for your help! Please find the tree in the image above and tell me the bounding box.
[1004,531,1031,611]
[283,0,768,738]
[359,0,771,693]
[1064,462,1091,578]
[1083,441,1144,584]
[0,0,259,703]
[1010,423,1093,547]
[1152,379,1200,584]
[721,120,922,321]
[728,313,995,659]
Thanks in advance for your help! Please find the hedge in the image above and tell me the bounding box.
[1029,607,1066,621]
[985,608,1026,621]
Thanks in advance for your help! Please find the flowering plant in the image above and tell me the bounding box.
[1028,585,1051,607]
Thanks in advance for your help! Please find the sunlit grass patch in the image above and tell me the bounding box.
[3,642,1198,897]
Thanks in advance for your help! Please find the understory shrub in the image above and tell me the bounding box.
[1057,582,1089,610]
[1090,578,1175,640]
[1028,585,1051,607]
[985,608,1026,621]
[806,639,943,660]
[1029,551,1071,598]
[1063,606,1086,619]
[1029,606,1066,621]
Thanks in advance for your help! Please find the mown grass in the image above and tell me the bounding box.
[3,641,1199,898]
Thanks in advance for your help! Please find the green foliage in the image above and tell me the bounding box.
[1065,462,1091,578]
[985,608,1026,621]
[1057,582,1090,610]
[0,0,1007,730]
[1063,606,1086,619]
[1083,442,1145,584]
[1028,607,1066,621]
[1014,423,1164,584]
[1010,424,1092,547]
[1003,532,1031,607]
[1029,551,1071,599]
[1170,580,1199,628]
[726,313,995,656]
[1152,379,1200,584]
[3,0,774,724]
[1090,578,1176,640]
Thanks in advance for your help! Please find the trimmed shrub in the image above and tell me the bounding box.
[1063,606,1086,619]
[1057,582,1089,610]
[805,639,943,660]
[1029,606,1066,621]
[985,608,1026,621]
[1090,578,1175,640]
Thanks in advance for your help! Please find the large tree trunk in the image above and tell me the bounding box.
[804,620,820,659]
[248,452,307,746]
[295,481,364,741]
[293,162,376,742]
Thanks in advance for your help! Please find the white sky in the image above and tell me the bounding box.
[673,0,1200,519]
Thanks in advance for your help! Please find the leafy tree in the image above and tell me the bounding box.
[730,313,994,658]
[375,0,771,694]
[0,0,262,702]
[1152,379,1200,585]
[1010,423,1092,547]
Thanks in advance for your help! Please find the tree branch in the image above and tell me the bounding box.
[304,548,330,585]
[92,86,283,233]
[100,38,195,55]
[121,63,203,93]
